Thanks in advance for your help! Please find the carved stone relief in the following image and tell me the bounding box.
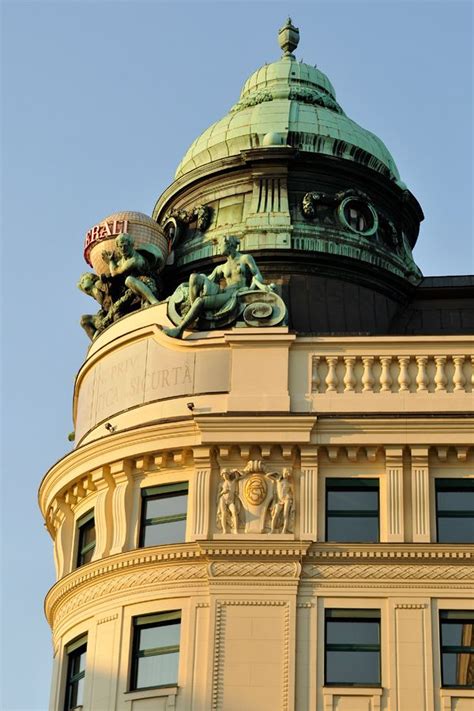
[216,460,295,534]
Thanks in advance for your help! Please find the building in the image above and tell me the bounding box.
[39,20,474,711]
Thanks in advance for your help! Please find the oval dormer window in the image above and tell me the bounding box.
[338,197,378,236]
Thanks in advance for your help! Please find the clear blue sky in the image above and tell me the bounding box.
[1,1,472,708]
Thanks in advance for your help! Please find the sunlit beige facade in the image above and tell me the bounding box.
[40,20,473,711]
[40,304,473,710]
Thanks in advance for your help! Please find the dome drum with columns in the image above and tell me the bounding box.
[151,20,424,334]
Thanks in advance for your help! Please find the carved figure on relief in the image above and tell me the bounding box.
[266,468,294,534]
[163,235,287,338]
[217,469,242,534]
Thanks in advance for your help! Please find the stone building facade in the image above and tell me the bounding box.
[40,21,473,711]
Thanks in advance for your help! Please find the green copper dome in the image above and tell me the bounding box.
[175,23,400,182]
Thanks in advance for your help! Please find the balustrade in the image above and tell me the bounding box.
[311,354,471,395]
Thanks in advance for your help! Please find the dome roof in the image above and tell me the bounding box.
[175,22,400,183]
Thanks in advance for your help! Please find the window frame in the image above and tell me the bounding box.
[130,611,181,691]
[439,610,474,689]
[325,477,380,543]
[324,609,381,687]
[76,510,96,567]
[64,635,87,711]
[435,478,474,543]
[139,482,188,548]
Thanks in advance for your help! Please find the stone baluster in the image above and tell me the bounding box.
[415,356,429,392]
[325,357,338,392]
[361,356,374,392]
[398,356,410,392]
[311,356,320,392]
[471,356,474,389]
[452,356,466,392]
[379,356,393,392]
[343,356,356,392]
[434,356,447,392]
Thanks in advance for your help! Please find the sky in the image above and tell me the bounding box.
[1,1,472,709]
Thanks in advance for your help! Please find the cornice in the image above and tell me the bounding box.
[38,419,199,516]
[306,543,473,561]
[195,415,316,443]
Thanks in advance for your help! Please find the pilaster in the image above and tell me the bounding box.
[411,447,431,543]
[385,448,405,542]
[109,460,134,556]
[191,447,214,540]
[91,466,113,561]
[300,446,319,542]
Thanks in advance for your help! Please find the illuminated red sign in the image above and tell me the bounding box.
[84,219,129,265]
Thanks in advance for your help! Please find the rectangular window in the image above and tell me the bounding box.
[76,511,96,567]
[436,479,474,543]
[130,611,181,690]
[64,635,87,710]
[440,611,474,688]
[140,483,188,547]
[325,609,381,687]
[326,478,379,542]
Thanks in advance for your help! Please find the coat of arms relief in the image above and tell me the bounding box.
[216,459,295,535]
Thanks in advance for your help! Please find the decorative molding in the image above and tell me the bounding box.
[303,564,474,581]
[97,613,119,624]
[209,561,300,578]
[53,564,207,625]
[394,604,428,609]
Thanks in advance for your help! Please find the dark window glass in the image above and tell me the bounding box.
[130,612,181,691]
[325,610,381,687]
[326,479,379,542]
[64,636,87,710]
[440,611,474,688]
[76,511,96,567]
[436,479,474,543]
[140,483,188,547]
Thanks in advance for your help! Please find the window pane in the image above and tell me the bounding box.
[438,518,474,543]
[327,620,379,646]
[139,622,180,651]
[442,622,474,647]
[75,677,85,706]
[81,522,96,547]
[143,519,187,546]
[327,490,378,512]
[437,491,474,512]
[326,650,380,685]
[442,652,474,687]
[136,651,179,689]
[145,494,188,520]
[327,516,378,542]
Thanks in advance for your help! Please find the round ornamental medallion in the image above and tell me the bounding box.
[243,474,268,506]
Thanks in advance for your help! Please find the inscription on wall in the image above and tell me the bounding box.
[75,338,229,441]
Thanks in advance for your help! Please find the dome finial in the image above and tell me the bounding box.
[278,17,300,59]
